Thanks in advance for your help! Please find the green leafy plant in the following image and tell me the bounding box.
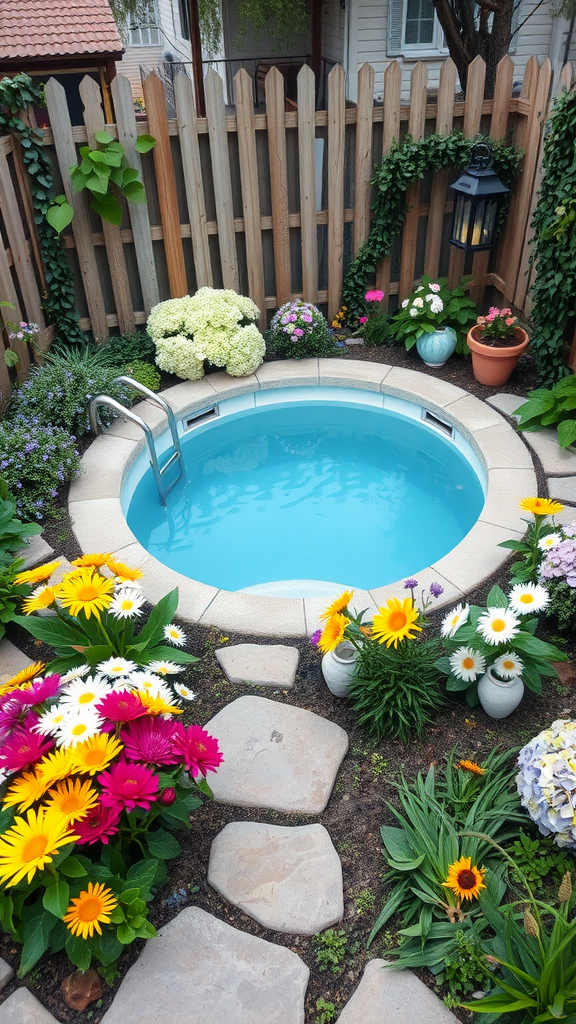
[124,360,161,394]
[315,997,337,1024]
[0,478,41,564]
[515,377,576,450]
[440,928,493,1001]
[312,929,349,975]
[545,578,576,632]
[361,310,396,347]
[235,0,309,49]
[48,131,155,230]
[354,887,376,916]
[508,831,575,892]
[0,421,80,521]
[387,276,477,355]
[0,561,32,640]
[101,331,156,367]
[499,499,564,584]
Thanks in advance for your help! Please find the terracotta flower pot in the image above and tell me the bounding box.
[467,324,530,386]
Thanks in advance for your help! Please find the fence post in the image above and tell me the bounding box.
[205,68,239,292]
[174,73,213,292]
[266,67,291,307]
[376,61,401,310]
[234,69,266,329]
[327,64,345,322]
[297,64,318,305]
[424,58,457,281]
[399,62,428,302]
[448,55,486,290]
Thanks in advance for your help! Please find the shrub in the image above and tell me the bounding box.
[440,929,493,1001]
[515,376,576,450]
[268,300,337,358]
[124,360,161,394]
[101,330,156,367]
[0,421,80,521]
[509,830,574,892]
[0,478,41,564]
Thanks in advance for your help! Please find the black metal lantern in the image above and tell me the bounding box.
[449,141,509,253]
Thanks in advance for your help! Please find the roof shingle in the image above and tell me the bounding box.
[0,0,123,60]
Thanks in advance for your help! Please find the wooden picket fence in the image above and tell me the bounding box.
[0,54,574,395]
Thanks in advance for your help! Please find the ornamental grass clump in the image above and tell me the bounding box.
[147,288,265,379]
[268,300,336,358]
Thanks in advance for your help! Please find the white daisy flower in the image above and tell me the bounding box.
[60,676,111,709]
[111,676,135,691]
[55,708,104,747]
[163,623,187,647]
[441,603,469,638]
[130,672,173,701]
[148,660,182,676]
[449,647,486,682]
[508,582,550,616]
[109,588,146,619]
[493,652,524,679]
[60,664,91,684]
[538,533,561,552]
[173,682,197,701]
[97,656,138,677]
[477,607,521,646]
[33,704,71,736]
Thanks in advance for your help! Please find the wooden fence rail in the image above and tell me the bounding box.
[0,56,573,400]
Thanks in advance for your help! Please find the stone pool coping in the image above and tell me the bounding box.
[69,359,536,637]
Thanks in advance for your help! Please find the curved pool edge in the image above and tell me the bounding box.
[68,359,537,638]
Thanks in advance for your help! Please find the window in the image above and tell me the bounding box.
[404,0,435,46]
[129,0,161,46]
[388,0,447,55]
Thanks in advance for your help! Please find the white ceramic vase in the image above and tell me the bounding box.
[477,666,525,719]
[321,641,359,697]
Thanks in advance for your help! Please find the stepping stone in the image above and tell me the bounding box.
[548,477,576,504]
[215,644,299,688]
[338,959,459,1024]
[100,906,308,1024]
[0,958,13,991]
[554,505,576,527]
[0,988,58,1023]
[205,695,348,814]
[486,393,524,420]
[208,822,343,934]
[521,428,576,476]
[0,640,33,687]
[15,533,54,570]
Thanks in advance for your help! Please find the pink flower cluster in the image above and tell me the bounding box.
[365,289,384,303]
[540,523,576,587]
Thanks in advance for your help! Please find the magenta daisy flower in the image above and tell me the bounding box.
[121,716,181,766]
[73,802,122,845]
[19,674,61,705]
[171,724,224,778]
[0,725,54,773]
[98,759,159,812]
[95,689,148,731]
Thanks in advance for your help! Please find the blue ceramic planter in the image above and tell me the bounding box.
[416,327,457,367]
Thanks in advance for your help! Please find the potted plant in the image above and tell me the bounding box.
[467,307,529,385]
[388,276,477,367]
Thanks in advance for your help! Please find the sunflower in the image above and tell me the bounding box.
[13,561,61,587]
[319,590,354,621]
[443,856,486,901]
[45,778,99,823]
[67,733,124,776]
[371,598,421,648]
[71,553,113,569]
[317,613,350,654]
[3,769,48,810]
[63,882,118,939]
[105,560,144,582]
[21,586,58,615]
[0,661,46,695]
[56,569,115,620]
[519,497,564,517]
[456,760,485,776]
[0,807,78,886]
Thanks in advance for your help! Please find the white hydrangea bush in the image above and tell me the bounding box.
[516,720,576,850]
[146,288,265,380]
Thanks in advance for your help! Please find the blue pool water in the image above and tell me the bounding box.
[126,399,485,591]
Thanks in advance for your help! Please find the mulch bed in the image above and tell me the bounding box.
[2,343,574,1023]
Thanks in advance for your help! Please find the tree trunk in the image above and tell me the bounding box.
[432,0,514,97]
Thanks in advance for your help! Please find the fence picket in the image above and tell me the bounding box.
[234,69,266,329]
[424,58,457,280]
[0,234,27,379]
[174,73,212,291]
[297,65,318,304]
[448,55,486,289]
[112,74,159,313]
[142,71,188,297]
[354,63,375,255]
[327,64,346,321]
[0,148,43,356]
[399,62,428,302]
[205,68,239,292]
[265,67,291,306]
[376,60,401,309]
[44,77,108,339]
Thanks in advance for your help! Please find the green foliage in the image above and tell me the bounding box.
[0,478,41,564]
[0,74,82,345]
[0,421,80,521]
[268,301,337,359]
[386,276,477,355]
[101,331,156,366]
[362,311,396,347]
[124,360,161,394]
[0,561,32,641]
[312,929,349,975]
[354,887,376,916]
[315,998,337,1024]
[440,929,493,1000]
[509,831,575,892]
[545,578,576,632]
[529,88,576,385]
[342,132,522,316]
[235,0,309,50]
[515,377,576,450]
[499,509,561,585]
[348,635,445,743]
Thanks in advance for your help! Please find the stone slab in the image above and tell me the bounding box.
[206,695,348,813]
[382,366,467,410]
[0,640,32,686]
[15,534,54,570]
[69,497,136,554]
[208,822,343,934]
[0,958,13,992]
[521,428,576,476]
[317,359,392,391]
[548,477,576,504]
[553,506,576,528]
[100,907,308,1024]
[215,644,299,688]
[255,359,319,389]
[69,435,138,501]
[432,520,524,595]
[338,959,459,1024]
[486,392,525,420]
[0,989,58,1023]
[470,422,534,471]
[199,590,306,637]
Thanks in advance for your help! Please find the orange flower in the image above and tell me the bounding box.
[456,759,485,776]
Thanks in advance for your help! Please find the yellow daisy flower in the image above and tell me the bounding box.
[71,553,113,569]
[56,568,115,620]
[317,613,350,655]
[13,561,61,587]
[67,733,124,776]
[0,661,46,695]
[443,856,486,901]
[36,748,77,790]
[3,769,47,810]
[21,585,58,615]
[0,807,78,886]
[371,597,421,648]
[137,690,183,716]
[45,778,99,824]
[519,497,564,517]
[105,560,144,583]
[320,590,354,621]
[64,882,117,939]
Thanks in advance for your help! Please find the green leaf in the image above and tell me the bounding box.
[127,858,160,893]
[558,419,576,448]
[42,879,70,919]
[387,853,426,871]
[117,922,136,944]
[4,349,19,368]
[92,929,123,966]
[90,193,123,227]
[94,130,115,145]
[135,134,156,153]
[135,588,179,647]
[59,857,88,878]
[19,908,53,976]
[65,930,92,972]
[122,180,147,203]
[486,584,508,608]
[146,829,182,860]
[134,919,157,939]
[45,200,74,234]
[498,539,530,552]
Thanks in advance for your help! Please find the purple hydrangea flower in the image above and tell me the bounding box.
[429,582,444,597]
[404,578,418,589]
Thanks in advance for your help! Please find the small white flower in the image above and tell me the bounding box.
[147,660,182,676]
[111,676,134,691]
[173,682,197,701]
[130,671,173,701]
[60,676,111,709]
[33,704,70,736]
[97,656,138,677]
[429,282,441,292]
[413,297,424,308]
[477,607,521,646]
[416,285,424,293]
[409,307,418,317]
[401,298,409,308]
[59,664,91,684]
[508,582,550,615]
[55,708,104,747]
[163,623,187,647]
[493,652,524,679]
[441,603,469,638]
[538,533,561,552]
[109,588,146,619]
[449,647,486,682]
[429,297,444,314]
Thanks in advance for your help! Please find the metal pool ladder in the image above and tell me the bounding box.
[89,376,184,506]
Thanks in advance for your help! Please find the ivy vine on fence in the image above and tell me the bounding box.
[0,74,83,344]
[529,87,576,386]
[342,131,522,317]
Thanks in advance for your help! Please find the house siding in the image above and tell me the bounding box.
[322,0,346,64]
[119,44,164,95]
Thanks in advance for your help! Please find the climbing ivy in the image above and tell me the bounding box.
[342,131,522,317]
[528,87,576,386]
[0,74,83,344]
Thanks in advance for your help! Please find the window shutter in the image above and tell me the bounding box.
[509,0,521,54]
[388,0,405,55]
